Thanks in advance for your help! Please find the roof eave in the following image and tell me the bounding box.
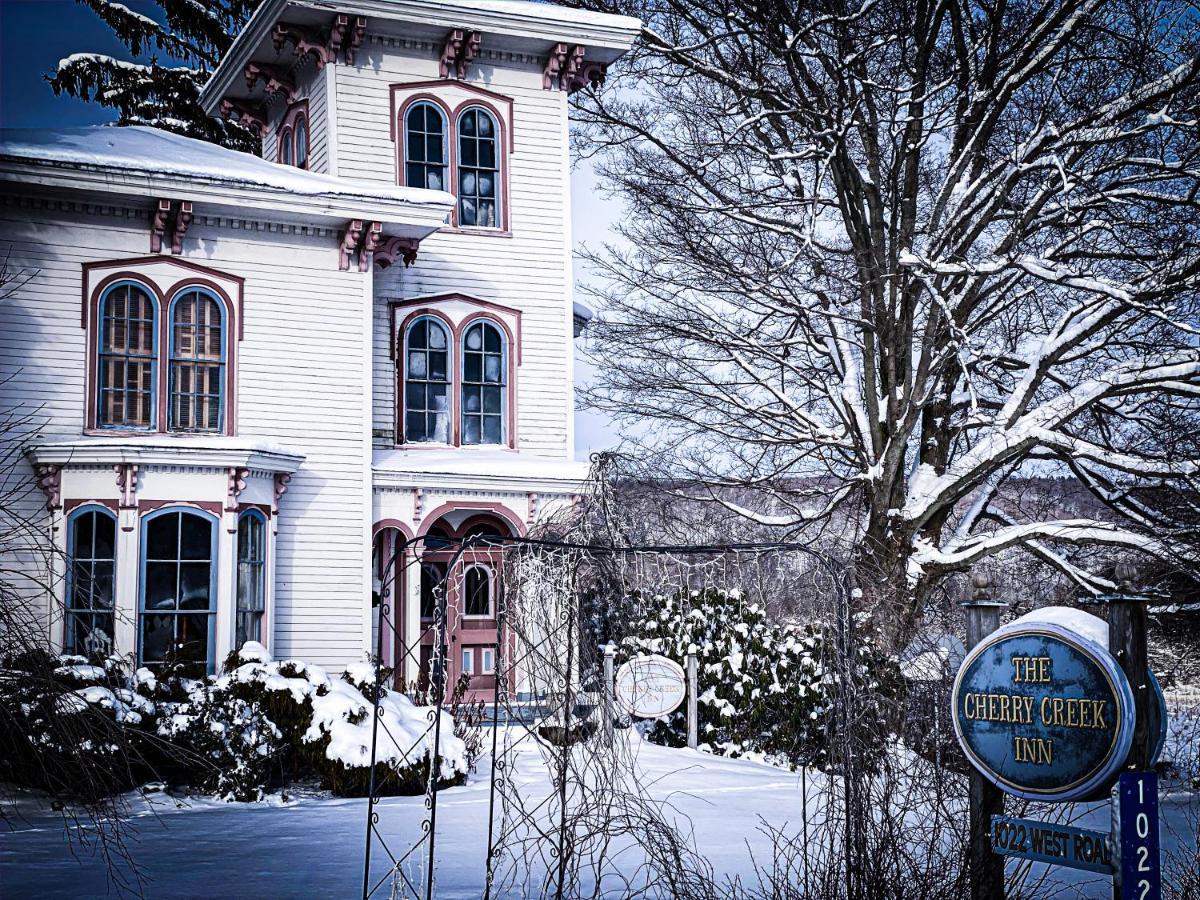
[0,157,454,235]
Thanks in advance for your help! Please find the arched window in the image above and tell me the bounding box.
[98,281,157,429]
[168,289,225,433]
[140,509,216,674]
[280,126,294,166]
[236,510,266,647]
[461,320,505,445]
[404,317,451,443]
[463,565,491,617]
[66,507,116,659]
[456,107,500,227]
[294,114,309,170]
[405,101,447,191]
[420,561,447,620]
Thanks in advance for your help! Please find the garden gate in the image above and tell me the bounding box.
[359,533,860,900]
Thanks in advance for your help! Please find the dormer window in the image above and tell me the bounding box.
[277,101,309,170]
[405,101,447,191]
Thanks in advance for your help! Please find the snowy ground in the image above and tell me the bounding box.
[2,731,1197,899]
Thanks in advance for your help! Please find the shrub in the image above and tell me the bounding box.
[619,588,902,770]
[0,642,469,804]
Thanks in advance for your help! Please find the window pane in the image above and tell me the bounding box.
[408,349,428,378]
[406,411,428,442]
[92,561,115,609]
[179,563,212,609]
[146,513,178,560]
[145,562,178,610]
[93,512,115,559]
[484,356,502,383]
[141,614,174,663]
[463,416,481,444]
[176,614,211,664]
[464,388,481,413]
[75,512,95,557]
[464,354,482,383]
[465,326,483,351]
[179,513,211,560]
[483,386,501,414]
[465,568,490,616]
[461,111,476,136]
[483,416,502,445]
[429,350,447,381]
[428,323,447,349]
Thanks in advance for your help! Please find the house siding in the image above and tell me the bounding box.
[0,196,373,671]
[336,38,574,458]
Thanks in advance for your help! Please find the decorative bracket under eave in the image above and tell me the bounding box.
[374,236,419,270]
[439,28,481,79]
[340,221,414,271]
[225,465,250,515]
[151,200,193,254]
[244,62,297,104]
[34,464,62,511]
[544,43,606,93]
[272,14,366,68]
[219,98,269,134]
[272,472,290,515]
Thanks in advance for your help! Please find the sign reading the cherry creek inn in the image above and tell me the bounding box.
[951,611,1136,802]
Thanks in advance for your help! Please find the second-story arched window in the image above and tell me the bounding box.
[98,281,157,429]
[461,320,505,445]
[405,101,447,191]
[169,288,225,432]
[457,107,500,227]
[294,114,309,169]
[404,317,451,443]
[279,126,294,166]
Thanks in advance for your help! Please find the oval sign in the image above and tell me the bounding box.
[951,612,1135,802]
[614,654,686,719]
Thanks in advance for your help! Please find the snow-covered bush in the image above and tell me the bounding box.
[620,588,902,770]
[1,642,469,804]
[0,649,157,801]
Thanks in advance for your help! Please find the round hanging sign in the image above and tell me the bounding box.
[614,654,687,719]
[951,608,1136,802]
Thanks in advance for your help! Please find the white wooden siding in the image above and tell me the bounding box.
[336,39,574,457]
[0,197,373,671]
[260,55,331,176]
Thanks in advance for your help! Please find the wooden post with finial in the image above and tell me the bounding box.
[962,568,1007,900]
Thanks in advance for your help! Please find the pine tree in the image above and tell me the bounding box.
[47,1,263,152]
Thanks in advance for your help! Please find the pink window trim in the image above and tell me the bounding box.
[276,99,310,169]
[81,259,244,436]
[391,81,514,233]
[394,305,518,449]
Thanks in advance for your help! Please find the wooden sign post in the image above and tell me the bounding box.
[1105,564,1161,900]
[961,571,1006,900]
[952,563,1166,900]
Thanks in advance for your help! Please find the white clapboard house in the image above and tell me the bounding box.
[0,0,638,697]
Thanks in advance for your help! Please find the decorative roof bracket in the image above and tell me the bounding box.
[339,220,364,271]
[219,98,269,134]
[272,21,336,69]
[244,62,297,104]
[439,28,482,80]
[374,236,420,270]
[151,198,171,253]
[543,43,569,90]
[171,202,193,255]
[346,16,367,65]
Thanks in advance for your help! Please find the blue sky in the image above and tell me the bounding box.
[0,0,622,457]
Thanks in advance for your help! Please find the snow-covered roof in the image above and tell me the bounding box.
[26,435,305,473]
[201,0,641,112]
[0,125,454,233]
[374,447,590,492]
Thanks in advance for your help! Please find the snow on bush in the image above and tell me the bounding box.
[0,643,466,804]
[620,588,902,770]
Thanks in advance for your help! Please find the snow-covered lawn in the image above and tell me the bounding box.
[2,731,1197,898]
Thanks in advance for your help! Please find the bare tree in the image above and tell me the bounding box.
[568,0,1200,639]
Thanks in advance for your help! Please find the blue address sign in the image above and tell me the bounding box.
[991,815,1112,874]
[951,617,1136,802]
